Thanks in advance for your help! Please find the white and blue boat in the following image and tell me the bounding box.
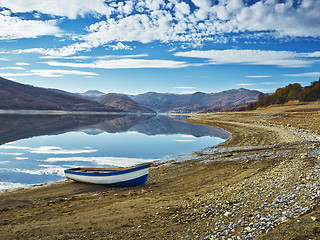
[64,163,150,187]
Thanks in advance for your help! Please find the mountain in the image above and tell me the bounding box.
[75,90,105,100]
[95,93,155,114]
[49,89,105,101]
[129,88,261,113]
[0,77,121,112]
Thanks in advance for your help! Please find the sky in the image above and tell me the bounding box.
[0,0,319,95]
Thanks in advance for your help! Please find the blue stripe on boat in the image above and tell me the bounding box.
[108,174,149,186]
[64,163,150,177]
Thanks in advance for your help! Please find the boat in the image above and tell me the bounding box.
[64,163,150,186]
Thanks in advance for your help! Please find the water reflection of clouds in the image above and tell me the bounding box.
[29,146,97,154]
[174,139,195,142]
[0,145,98,154]
[181,135,197,138]
[0,152,23,155]
[0,145,30,150]
[0,182,27,191]
[2,166,66,176]
[42,156,157,167]
[16,157,28,160]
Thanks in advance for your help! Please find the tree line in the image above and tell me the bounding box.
[240,77,320,111]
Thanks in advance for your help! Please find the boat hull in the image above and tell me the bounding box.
[64,164,150,186]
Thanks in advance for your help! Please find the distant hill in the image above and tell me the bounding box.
[0,77,121,112]
[129,88,261,113]
[75,90,105,100]
[95,93,155,114]
[241,77,320,110]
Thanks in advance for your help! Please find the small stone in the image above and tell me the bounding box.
[224,211,232,217]
[311,216,318,222]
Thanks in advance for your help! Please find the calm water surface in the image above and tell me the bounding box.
[0,114,230,190]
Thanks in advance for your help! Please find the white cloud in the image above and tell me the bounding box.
[0,66,25,70]
[1,73,33,77]
[16,62,30,66]
[283,72,320,77]
[0,0,108,19]
[1,1,319,56]
[174,87,196,89]
[261,82,277,85]
[109,42,132,50]
[236,83,257,86]
[0,14,60,40]
[0,145,30,150]
[43,58,189,69]
[174,49,318,68]
[0,152,23,155]
[246,75,271,78]
[1,69,98,78]
[76,0,320,52]
[30,69,98,78]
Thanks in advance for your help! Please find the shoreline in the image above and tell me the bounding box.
[0,109,157,116]
[1,103,320,239]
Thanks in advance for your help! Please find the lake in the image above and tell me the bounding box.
[0,114,230,190]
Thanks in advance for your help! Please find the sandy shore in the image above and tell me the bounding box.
[1,103,320,239]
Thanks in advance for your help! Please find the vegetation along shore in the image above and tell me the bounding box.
[0,101,319,239]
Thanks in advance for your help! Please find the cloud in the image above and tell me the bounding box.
[0,0,108,19]
[0,13,60,40]
[0,152,23,155]
[174,87,196,89]
[283,72,320,77]
[109,42,132,50]
[1,69,98,78]
[0,145,30,150]
[174,49,318,68]
[30,69,98,77]
[77,0,320,51]
[43,58,189,69]
[246,75,271,78]
[16,62,30,66]
[236,83,257,86]
[1,1,319,57]
[0,67,25,70]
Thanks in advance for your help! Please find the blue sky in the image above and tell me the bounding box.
[0,0,319,94]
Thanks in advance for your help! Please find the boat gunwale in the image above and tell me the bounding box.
[64,163,150,177]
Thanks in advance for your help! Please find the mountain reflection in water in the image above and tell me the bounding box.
[0,114,230,145]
